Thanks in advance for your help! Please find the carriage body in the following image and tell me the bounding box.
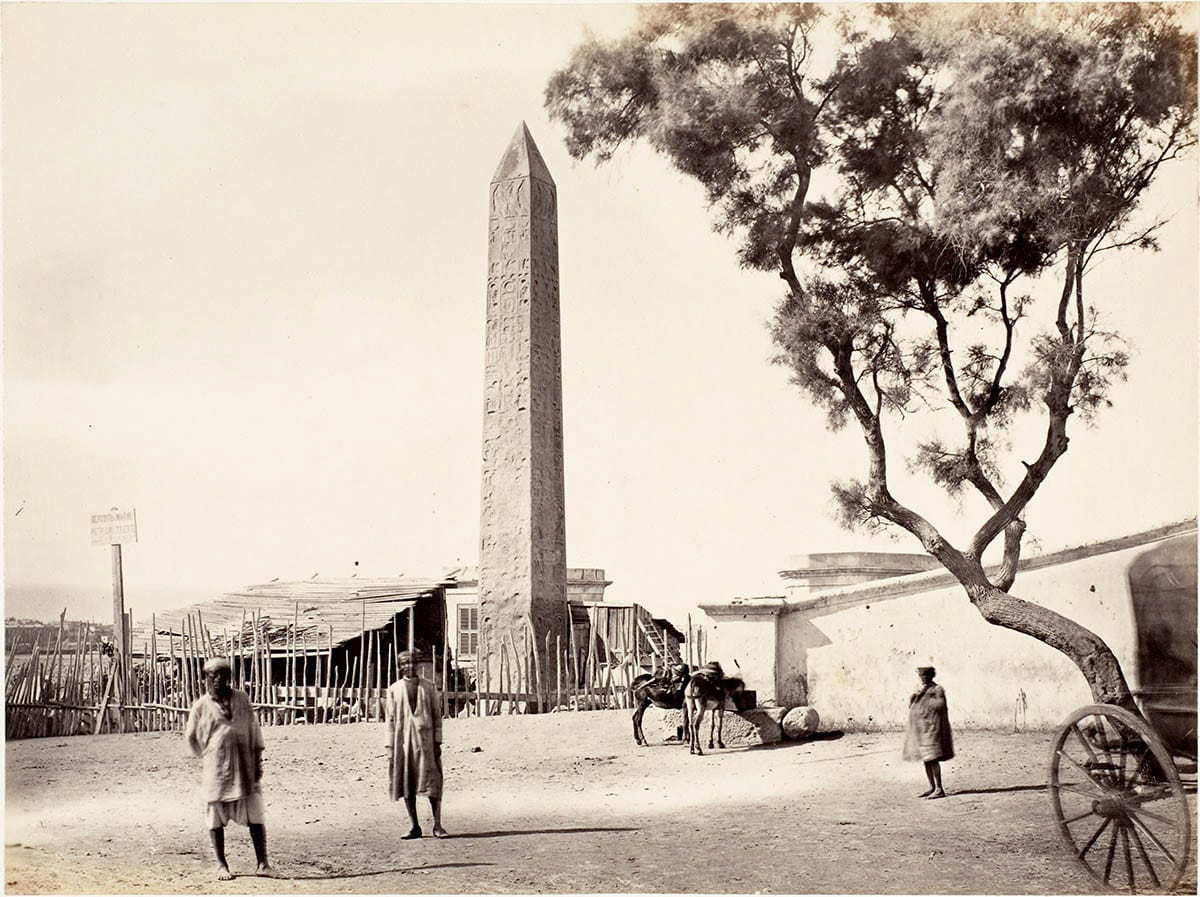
[1048,532,1197,892]
[1126,534,1197,761]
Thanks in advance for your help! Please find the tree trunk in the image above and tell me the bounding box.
[821,288,1139,715]
[917,536,1138,713]
[964,583,1137,712]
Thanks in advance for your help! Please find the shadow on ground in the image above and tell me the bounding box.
[276,862,494,881]
[951,784,1047,796]
[757,730,847,752]
[446,827,639,840]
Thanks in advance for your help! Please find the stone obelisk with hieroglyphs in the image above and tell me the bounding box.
[478,123,566,698]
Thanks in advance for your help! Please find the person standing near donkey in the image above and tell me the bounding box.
[184,657,273,879]
[903,665,954,799]
[385,649,447,839]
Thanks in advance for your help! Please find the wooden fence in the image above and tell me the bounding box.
[5,607,707,739]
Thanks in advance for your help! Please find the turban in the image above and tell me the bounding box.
[397,649,423,664]
[917,666,936,677]
[203,657,232,674]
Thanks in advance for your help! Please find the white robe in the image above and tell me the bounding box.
[185,690,263,803]
[384,678,443,800]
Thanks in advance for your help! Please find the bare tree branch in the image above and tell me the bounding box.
[922,292,973,419]
[977,274,1019,416]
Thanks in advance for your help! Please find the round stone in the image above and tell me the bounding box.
[782,705,821,739]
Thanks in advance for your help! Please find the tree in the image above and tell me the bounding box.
[546,3,1197,708]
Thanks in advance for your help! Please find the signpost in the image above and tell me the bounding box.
[91,508,137,661]
[91,509,138,546]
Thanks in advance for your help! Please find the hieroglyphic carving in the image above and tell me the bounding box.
[480,128,567,694]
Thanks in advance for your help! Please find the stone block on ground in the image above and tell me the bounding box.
[782,705,821,739]
[645,706,783,747]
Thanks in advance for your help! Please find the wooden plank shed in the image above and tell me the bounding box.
[128,577,453,685]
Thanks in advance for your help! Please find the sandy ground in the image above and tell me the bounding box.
[3,709,1194,894]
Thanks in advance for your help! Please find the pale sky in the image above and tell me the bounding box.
[3,4,1197,626]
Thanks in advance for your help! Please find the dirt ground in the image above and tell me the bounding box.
[3,709,1194,894]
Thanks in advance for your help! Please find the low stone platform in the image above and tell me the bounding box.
[642,705,786,747]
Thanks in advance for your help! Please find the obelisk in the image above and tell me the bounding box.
[478,123,567,699]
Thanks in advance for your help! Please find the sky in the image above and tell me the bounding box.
[3,4,1197,627]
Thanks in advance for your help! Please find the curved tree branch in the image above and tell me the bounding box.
[922,291,972,418]
[776,164,812,298]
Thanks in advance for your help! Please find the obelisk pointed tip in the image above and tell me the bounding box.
[492,121,555,186]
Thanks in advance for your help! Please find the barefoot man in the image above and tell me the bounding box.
[185,656,273,879]
[385,649,446,839]
[903,665,954,799]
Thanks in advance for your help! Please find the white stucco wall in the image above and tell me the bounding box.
[782,538,1179,730]
[697,524,1195,731]
[695,603,781,704]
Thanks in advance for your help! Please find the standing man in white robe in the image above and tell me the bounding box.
[385,649,447,839]
[185,656,273,879]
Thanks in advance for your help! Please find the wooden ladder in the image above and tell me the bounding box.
[637,616,681,667]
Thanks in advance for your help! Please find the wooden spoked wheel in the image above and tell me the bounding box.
[1049,704,1192,892]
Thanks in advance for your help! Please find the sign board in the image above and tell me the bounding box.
[91,509,138,546]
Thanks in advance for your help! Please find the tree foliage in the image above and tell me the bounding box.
[547,4,830,272]
[547,3,1197,706]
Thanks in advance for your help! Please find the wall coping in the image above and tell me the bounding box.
[780,565,936,581]
[787,518,1196,616]
[698,597,787,618]
[696,519,1196,618]
[779,552,941,580]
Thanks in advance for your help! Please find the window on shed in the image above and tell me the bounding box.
[458,604,479,657]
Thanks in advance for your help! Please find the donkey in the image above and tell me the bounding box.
[684,662,745,756]
[630,663,691,746]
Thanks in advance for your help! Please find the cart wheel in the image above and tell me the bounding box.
[1049,703,1192,892]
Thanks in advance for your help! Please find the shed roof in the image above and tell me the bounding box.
[130,578,449,654]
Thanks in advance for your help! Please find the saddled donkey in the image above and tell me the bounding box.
[684,662,745,756]
[630,663,692,746]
